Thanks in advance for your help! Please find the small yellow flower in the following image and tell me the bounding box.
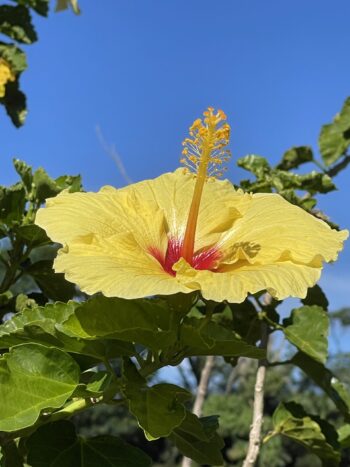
[0,59,15,98]
[35,109,348,303]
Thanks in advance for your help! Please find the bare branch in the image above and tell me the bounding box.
[242,322,269,467]
[95,125,133,185]
[181,355,215,467]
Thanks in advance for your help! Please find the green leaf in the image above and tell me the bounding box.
[0,42,27,74]
[170,412,224,466]
[272,402,340,467]
[59,295,178,351]
[0,5,37,44]
[0,182,25,225]
[32,168,60,202]
[283,306,329,364]
[0,301,135,359]
[26,260,76,301]
[0,441,24,467]
[26,420,152,467]
[1,79,27,127]
[31,168,82,202]
[277,146,314,170]
[55,0,81,14]
[228,300,261,343]
[14,0,50,17]
[319,97,350,166]
[302,285,329,311]
[180,317,265,358]
[291,352,350,421]
[0,343,80,432]
[338,424,350,448]
[13,158,33,193]
[237,154,271,178]
[54,174,82,193]
[125,382,191,440]
[15,225,50,249]
[78,371,112,396]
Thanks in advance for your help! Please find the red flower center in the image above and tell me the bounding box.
[149,238,221,276]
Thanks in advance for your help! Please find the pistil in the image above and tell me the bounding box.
[180,108,231,264]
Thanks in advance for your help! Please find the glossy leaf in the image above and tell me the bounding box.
[0,301,134,359]
[26,420,151,467]
[180,317,265,358]
[283,306,329,364]
[319,97,350,166]
[59,295,178,351]
[125,382,191,440]
[0,343,80,432]
[170,412,224,465]
[272,402,340,466]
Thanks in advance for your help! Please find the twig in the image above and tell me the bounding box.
[181,355,215,467]
[95,125,133,185]
[242,322,269,467]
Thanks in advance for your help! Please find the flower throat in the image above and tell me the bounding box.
[148,108,231,275]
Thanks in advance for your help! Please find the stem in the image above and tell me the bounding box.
[181,355,215,467]
[242,322,269,467]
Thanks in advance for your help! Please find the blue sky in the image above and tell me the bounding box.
[1,0,349,310]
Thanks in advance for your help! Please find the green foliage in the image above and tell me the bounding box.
[26,420,151,467]
[0,343,80,432]
[283,305,329,364]
[0,1,77,127]
[319,97,350,166]
[271,402,340,466]
[169,413,224,465]
[125,381,191,440]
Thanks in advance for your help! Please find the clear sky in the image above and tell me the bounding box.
[1,0,349,310]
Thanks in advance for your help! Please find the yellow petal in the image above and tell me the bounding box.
[174,257,322,302]
[36,187,168,252]
[55,231,191,299]
[120,169,244,250]
[218,192,348,266]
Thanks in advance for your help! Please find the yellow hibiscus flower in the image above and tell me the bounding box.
[35,108,348,303]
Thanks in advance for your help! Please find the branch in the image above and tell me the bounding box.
[242,322,269,467]
[181,355,215,467]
